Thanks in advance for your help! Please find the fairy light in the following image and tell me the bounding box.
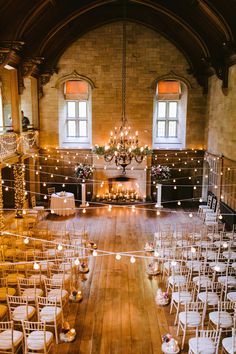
[44,195,47,200]
[62,184,65,188]
[223,242,228,249]
[50,174,53,178]
[86,202,89,207]
[130,256,136,263]
[199,198,203,202]
[218,215,223,220]
[13,163,26,218]
[193,186,196,190]
[82,208,86,214]
[191,247,196,253]
[51,209,55,214]
[43,183,46,187]
[171,260,177,267]
[189,213,193,218]
[5,187,8,191]
[116,254,121,260]
[92,250,98,256]
[177,201,181,206]
[23,210,27,215]
[156,211,160,216]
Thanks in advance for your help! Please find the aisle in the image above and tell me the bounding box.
[55,207,193,354]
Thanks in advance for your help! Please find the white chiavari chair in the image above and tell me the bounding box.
[7,295,35,324]
[188,328,221,354]
[36,296,63,344]
[22,320,53,354]
[0,321,23,354]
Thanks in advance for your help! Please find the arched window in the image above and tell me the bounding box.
[60,80,92,148]
[153,80,187,149]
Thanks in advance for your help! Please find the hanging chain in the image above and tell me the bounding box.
[121,20,127,127]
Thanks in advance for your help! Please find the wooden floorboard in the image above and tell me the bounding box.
[53,206,199,354]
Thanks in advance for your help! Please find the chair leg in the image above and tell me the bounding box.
[177,320,180,336]
[181,326,186,350]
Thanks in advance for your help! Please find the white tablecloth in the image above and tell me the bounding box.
[50,192,75,216]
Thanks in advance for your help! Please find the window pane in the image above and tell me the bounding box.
[67,102,76,118]
[157,102,166,118]
[168,121,177,137]
[169,102,177,118]
[157,121,165,137]
[79,101,87,118]
[67,120,76,137]
[79,120,87,137]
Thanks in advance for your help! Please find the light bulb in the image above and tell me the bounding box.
[74,258,80,266]
[24,237,29,244]
[130,256,136,263]
[23,210,27,215]
[189,213,193,218]
[116,254,121,260]
[86,202,89,207]
[191,247,196,253]
[33,262,40,270]
[44,195,47,200]
[156,211,160,216]
[218,215,223,220]
[92,250,98,257]
[57,244,63,251]
[154,250,159,257]
[62,184,65,188]
[223,242,228,249]
[199,198,203,202]
[51,209,54,214]
[177,201,181,206]
[108,205,112,212]
[82,208,86,214]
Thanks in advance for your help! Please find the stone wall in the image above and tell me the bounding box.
[39,22,207,149]
[207,65,236,160]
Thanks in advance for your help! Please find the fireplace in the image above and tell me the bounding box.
[93,159,147,203]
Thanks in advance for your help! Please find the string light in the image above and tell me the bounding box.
[24,237,29,244]
[189,213,193,218]
[74,258,80,266]
[156,211,160,216]
[57,244,63,251]
[82,208,86,214]
[177,201,181,206]
[191,247,196,253]
[130,256,136,263]
[116,254,121,260]
[33,262,40,270]
[92,250,98,256]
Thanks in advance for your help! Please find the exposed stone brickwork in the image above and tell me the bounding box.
[38,22,206,149]
[207,65,236,160]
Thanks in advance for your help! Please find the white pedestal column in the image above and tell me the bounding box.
[80,183,86,207]
[155,183,163,208]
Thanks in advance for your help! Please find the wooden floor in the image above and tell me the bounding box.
[52,206,198,354]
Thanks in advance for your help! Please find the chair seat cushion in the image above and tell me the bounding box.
[209,311,233,328]
[7,273,25,285]
[0,287,16,301]
[48,289,68,302]
[222,336,236,354]
[218,276,236,286]
[193,276,212,287]
[168,275,186,285]
[198,292,219,305]
[0,329,23,349]
[29,274,47,285]
[179,311,201,326]
[22,288,43,301]
[172,291,192,304]
[39,306,62,322]
[188,337,216,354]
[12,305,35,321]
[227,292,236,302]
[27,330,53,350]
[52,273,70,282]
[0,304,7,318]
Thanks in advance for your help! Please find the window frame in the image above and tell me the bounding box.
[66,100,89,138]
[156,100,178,139]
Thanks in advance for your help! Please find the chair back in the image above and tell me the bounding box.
[22,320,49,354]
[47,187,55,196]
[31,196,36,208]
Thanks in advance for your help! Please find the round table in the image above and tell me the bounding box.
[50,192,75,216]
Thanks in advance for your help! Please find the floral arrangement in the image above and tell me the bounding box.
[151,165,171,182]
[161,333,179,352]
[75,163,93,182]
[162,333,173,343]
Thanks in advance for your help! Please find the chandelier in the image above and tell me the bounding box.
[93,20,152,174]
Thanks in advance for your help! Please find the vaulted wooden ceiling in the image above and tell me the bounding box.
[0,0,236,91]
